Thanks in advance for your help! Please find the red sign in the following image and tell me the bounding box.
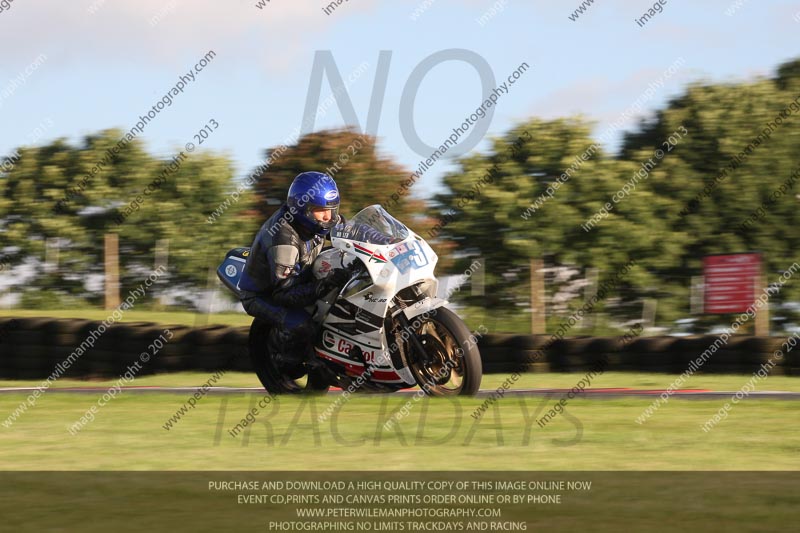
[703,253,761,314]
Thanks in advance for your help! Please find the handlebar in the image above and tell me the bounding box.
[347,259,365,277]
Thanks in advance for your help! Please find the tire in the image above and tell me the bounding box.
[46,319,93,335]
[248,319,330,395]
[401,307,482,396]
[152,325,193,373]
[508,335,550,351]
[187,325,234,346]
[476,334,510,349]
[14,317,59,331]
[588,337,624,354]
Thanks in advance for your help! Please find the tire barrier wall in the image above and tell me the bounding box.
[0,317,249,380]
[0,317,797,379]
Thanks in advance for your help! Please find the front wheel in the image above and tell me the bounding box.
[400,307,482,396]
[248,319,330,395]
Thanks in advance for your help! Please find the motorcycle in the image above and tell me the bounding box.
[217,204,482,396]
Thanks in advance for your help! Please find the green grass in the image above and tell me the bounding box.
[458,304,639,335]
[1,372,798,471]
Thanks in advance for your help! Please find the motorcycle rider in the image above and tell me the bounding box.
[238,171,350,373]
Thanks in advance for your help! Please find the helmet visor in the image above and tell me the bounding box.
[305,204,340,230]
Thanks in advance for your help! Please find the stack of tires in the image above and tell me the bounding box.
[185,325,239,372]
[704,335,750,374]
[1,318,63,379]
[670,335,784,374]
[670,335,706,373]
[47,319,95,378]
[786,337,800,376]
[585,337,627,369]
[623,336,678,372]
[0,318,257,379]
[549,336,595,371]
[2,315,797,377]
[739,336,785,375]
[475,334,511,373]
[0,317,20,378]
[155,325,194,373]
[76,321,126,377]
[224,326,252,373]
[112,322,168,376]
[477,334,551,373]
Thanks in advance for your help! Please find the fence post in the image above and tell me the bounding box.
[104,233,120,310]
[530,258,545,334]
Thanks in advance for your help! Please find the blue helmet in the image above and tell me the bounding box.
[286,171,340,235]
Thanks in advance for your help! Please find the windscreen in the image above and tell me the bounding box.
[331,205,409,245]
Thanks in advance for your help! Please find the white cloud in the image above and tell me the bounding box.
[0,0,376,73]
[526,64,694,146]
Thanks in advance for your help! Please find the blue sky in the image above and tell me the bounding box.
[1,0,798,199]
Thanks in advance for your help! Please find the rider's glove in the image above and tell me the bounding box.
[315,268,351,297]
[327,268,351,287]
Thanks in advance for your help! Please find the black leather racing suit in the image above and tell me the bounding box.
[238,204,329,355]
[238,205,395,361]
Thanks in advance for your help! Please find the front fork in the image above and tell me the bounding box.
[394,311,435,366]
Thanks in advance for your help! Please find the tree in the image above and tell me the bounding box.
[252,129,426,220]
[0,130,250,306]
[432,118,651,313]
[622,58,800,307]
[433,57,800,325]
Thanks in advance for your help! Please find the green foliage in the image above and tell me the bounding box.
[0,130,252,305]
[0,128,440,307]
[434,57,800,325]
[252,128,427,226]
[17,289,86,310]
[626,61,800,305]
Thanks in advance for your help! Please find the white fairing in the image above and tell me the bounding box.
[312,248,356,280]
[310,205,443,385]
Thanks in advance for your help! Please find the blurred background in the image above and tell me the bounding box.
[0,0,798,335]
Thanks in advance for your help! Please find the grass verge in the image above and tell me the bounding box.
[0,379,797,470]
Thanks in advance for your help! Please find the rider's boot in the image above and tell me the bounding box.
[268,328,306,379]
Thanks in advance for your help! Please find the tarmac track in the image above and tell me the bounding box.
[1,386,799,400]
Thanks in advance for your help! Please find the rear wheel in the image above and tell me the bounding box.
[400,307,482,396]
[248,319,330,394]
